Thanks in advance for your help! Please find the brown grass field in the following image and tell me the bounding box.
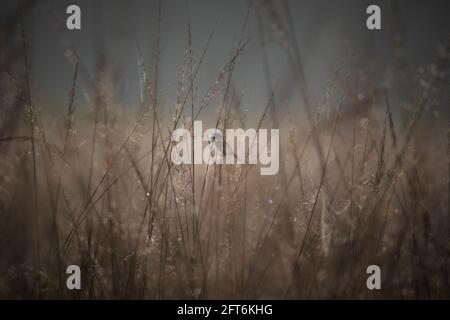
[0,0,449,299]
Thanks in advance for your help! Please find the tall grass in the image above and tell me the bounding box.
[0,0,448,299]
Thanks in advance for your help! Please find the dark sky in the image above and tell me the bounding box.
[2,0,449,123]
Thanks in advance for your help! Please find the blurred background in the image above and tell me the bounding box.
[0,0,449,299]
[1,0,449,118]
